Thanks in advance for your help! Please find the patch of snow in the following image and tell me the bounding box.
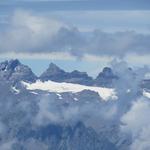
[30,91,38,95]
[56,93,63,99]
[126,89,131,93]
[22,80,118,101]
[143,90,150,99]
[11,86,20,94]
[4,66,8,72]
[73,97,78,101]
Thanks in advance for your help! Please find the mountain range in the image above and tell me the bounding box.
[0,59,149,150]
[0,59,149,89]
[0,59,119,87]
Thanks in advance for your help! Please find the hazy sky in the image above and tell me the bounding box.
[0,0,150,76]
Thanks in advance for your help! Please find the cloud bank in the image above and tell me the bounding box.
[121,97,150,150]
[0,10,150,60]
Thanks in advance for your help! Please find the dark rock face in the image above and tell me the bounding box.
[0,60,119,88]
[40,63,68,82]
[40,63,120,87]
[65,70,93,85]
[0,59,37,83]
[95,67,118,87]
[40,63,93,85]
[0,81,118,150]
[141,79,150,89]
[15,122,117,150]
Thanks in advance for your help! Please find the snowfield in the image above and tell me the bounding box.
[143,90,150,99]
[11,86,20,94]
[22,80,118,101]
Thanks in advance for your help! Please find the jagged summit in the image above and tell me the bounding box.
[40,62,67,82]
[48,62,65,74]
[68,70,93,85]
[40,62,93,85]
[0,60,121,87]
[95,67,118,87]
[101,67,115,77]
[70,70,89,77]
[0,59,37,83]
[0,59,20,71]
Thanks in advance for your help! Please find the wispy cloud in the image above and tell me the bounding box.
[0,10,150,65]
[0,52,76,60]
[121,97,150,150]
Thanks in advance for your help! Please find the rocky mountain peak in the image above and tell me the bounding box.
[102,67,114,77]
[0,59,37,83]
[40,63,66,81]
[95,67,118,87]
[0,59,20,71]
[48,63,65,74]
[7,59,20,70]
[40,63,94,85]
[70,70,89,78]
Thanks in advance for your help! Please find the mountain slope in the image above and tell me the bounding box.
[0,81,119,150]
[40,63,93,85]
[0,59,37,83]
[0,59,147,150]
[95,67,118,87]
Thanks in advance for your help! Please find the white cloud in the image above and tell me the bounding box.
[12,10,65,36]
[82,54,113,62]
[0,10,67,52]
[130,126,150,150]
[51,10,150,33]
[34,96,61,125]
[125,53,150,66]
[0,140,16,150]
[121,97,150,150]
[0,9,150,65]
[0,52,76,60]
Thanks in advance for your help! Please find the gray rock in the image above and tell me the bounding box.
[95,67,118,87]
[0,59,37,83]
[40,63,93,85]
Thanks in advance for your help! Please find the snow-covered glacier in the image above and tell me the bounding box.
[22,80,118,101]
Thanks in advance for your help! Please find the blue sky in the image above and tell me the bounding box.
[0,0,150,76]
[0,0,150,10]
